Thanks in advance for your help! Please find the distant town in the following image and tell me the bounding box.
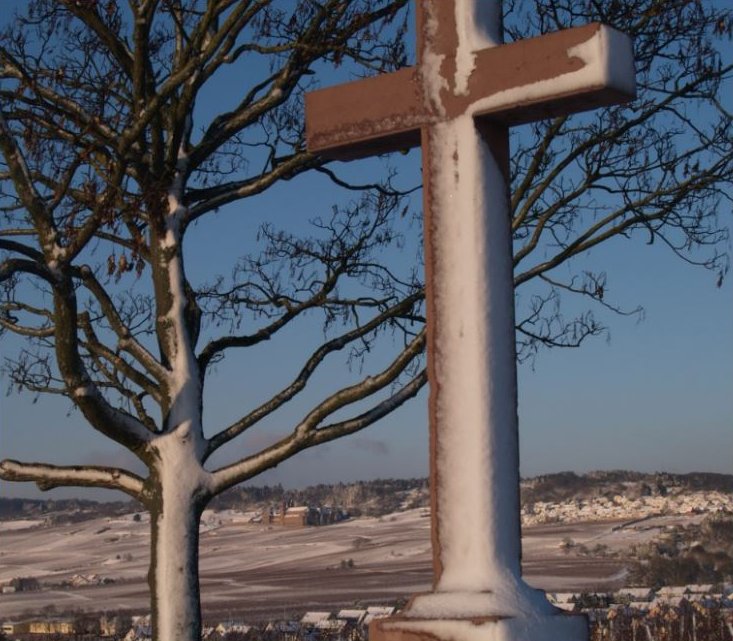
[1,471,732,641]
[522,488,733,525]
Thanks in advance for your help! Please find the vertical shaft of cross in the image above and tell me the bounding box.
[416,0,528,602]
[423,117,524,594]
[427,121,517,589]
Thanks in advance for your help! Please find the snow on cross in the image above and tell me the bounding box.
[305,2,635,641]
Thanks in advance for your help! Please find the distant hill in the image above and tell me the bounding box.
[0,496,136,522]
[2,471,731,521]
[520,470,733,505]
[209,477,430,517]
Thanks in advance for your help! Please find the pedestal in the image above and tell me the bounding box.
[370,608,588,641]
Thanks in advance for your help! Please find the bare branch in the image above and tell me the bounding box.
[315,165,421,197]
[0,111,57,248]
[0,459,144,500]
[186,151,319,222]
[210,332,425,494]
[309,367,427,445]
[78,267,167,383]
[293,328,426,436]
[205,291,423,456]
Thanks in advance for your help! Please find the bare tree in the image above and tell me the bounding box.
[0,1,730,640]
[0,2,416,639]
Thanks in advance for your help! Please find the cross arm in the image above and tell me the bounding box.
[305,67,425,161]
[465,23,636,126]
[305,22,635,161]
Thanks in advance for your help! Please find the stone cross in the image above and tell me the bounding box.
[305,2,635,640]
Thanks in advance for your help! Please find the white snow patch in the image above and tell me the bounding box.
[301,612,332,625]
[338,609,367,621]
[420,4,448,115]
[569,24,635,96]
[159,210,203,434]
[408,582,556,619]
[383,612,587,641]
[0,519,44,531]
[72,385,94,397]
[453,0,502,94]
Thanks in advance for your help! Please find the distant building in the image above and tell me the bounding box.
[2,621,28,635]
[301,612,332,626]
[337,609,367,625]
[268,501,348,527]
[615,587,654,602]
[657,586,690,599]
[215,622,251,636]
[9,576,40,592]
[100,614,132,637]
[28,619,75,635]
[315,618,347,634]
[548,592,579,604]
[363,606,396,626]
[282,506,315,528]
[124,615,152,641]
[265,620,300,638]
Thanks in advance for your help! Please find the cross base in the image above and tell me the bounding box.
[370,611,588,641]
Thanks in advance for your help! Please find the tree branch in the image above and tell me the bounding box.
[309,367,427,446]
[79,267,167,383]
[293,328,425,437]
[209,333,425,494]
[186,151,319,222]
[0,459,144,500]
[205,291,423,456]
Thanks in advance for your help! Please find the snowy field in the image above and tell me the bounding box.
[0,509,699,620]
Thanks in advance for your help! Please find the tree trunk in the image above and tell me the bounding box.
[148,444,210,641]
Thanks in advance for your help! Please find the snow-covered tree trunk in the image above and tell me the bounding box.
[145,171,212,641]
[147,426,211,641]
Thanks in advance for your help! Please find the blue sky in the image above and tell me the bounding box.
[1,2,732,501]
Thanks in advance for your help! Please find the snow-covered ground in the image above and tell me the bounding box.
[0,506,707,619]
[0,519,45,532]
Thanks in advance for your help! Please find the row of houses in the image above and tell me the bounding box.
[2,613,125,637]
[587,600,733,641]
[2,606,397,641]
[2,619,75,636]
[548,583,733,614]
[522,491,733,525]
[1,573,113,596]
[119,606,397,641]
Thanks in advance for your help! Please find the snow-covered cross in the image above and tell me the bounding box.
[306,2,635,640]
